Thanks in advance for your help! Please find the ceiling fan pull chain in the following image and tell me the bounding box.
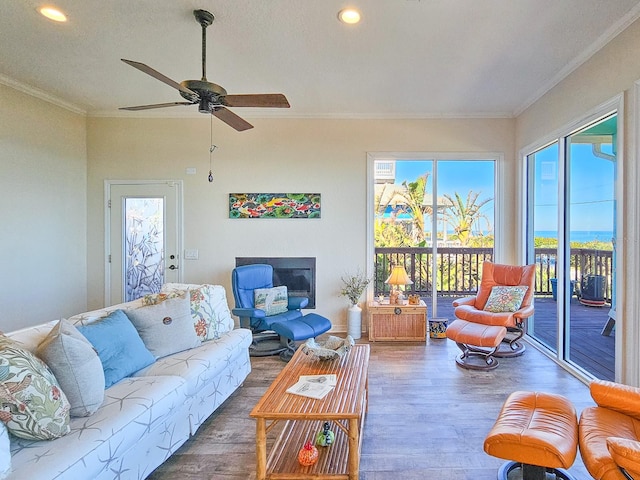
[208,114,216,183]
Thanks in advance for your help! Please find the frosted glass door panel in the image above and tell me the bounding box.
[124,197,164,302]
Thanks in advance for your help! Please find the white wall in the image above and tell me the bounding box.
[516,17,640,384]
[0,84,87,330]
[87,116,515,331]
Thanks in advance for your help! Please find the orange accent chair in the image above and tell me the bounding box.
[447,261,536,370]
[579,380,640,480]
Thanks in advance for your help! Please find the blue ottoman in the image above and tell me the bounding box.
[271,313,332,361]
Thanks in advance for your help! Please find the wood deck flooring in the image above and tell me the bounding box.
[148,336,596,480]
[430,295,615,381]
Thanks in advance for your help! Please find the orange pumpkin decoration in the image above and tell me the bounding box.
[298,440,319,466]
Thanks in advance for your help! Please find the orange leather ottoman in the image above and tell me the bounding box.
[446,319,507,370]
[484,391,579,480]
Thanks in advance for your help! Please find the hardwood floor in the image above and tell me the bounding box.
[148,337,596,479]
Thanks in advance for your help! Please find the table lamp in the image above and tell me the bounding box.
[385,265,413,304]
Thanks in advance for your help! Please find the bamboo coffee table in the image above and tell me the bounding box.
[250,344,370,480]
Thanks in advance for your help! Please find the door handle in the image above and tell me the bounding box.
[168,265,178,270]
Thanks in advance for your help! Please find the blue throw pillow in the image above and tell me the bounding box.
[77,309,155,388]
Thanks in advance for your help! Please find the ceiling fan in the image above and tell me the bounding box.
[119,9,290,131]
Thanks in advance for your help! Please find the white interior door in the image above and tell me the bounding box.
[107,181,182,305]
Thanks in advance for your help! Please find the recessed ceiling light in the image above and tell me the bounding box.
[38,6,67,22]
[338,8,361,25]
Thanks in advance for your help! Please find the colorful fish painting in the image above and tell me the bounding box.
[229,193,321,219]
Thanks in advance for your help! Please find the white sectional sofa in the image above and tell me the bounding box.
[0,283,252,480]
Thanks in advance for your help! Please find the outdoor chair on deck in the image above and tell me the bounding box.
[447,261,536,370]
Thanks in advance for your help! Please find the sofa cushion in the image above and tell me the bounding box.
[36,319,105,417]
[483,285,528,312]
[126,294,201,359]
[68,298,145,326]
[8,375,189,480]
[76,310,155,388]
[0,335,71,440]
[134,328,252,397]
[5,321,58,354]
[254,286,288,316]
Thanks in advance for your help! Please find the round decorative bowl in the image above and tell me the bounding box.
[301,335,355,360]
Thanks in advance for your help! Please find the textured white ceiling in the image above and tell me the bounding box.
[2,0,640,118]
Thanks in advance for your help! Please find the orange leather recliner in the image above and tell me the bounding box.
[579,380,640,480]
[453,261,536,357]
[446,262,536,370]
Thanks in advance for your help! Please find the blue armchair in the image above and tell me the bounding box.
[231,264,331,360]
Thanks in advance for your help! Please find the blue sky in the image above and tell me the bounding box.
[392,159,495,233]
[390,148,615,235]
[533,143,615,232]
[395,160,495,199]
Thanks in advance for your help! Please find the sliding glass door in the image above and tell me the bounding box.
[434,161,495,318]
[525,142,559,353]
[525,113,617,380]
[372,156,495,320]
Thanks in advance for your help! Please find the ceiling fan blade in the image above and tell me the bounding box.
[212,107,253,131]
[121,59,197,97]
[119,102,195,111]
[223,94,290,108]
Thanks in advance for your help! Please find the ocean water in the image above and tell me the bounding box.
[535,230,614,243]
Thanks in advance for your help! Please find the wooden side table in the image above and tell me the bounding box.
[367,300,427,342]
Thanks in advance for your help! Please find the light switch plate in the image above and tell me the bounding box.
[185,167,197,175]
[184,249,199,260]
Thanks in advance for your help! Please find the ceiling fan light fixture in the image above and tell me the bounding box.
[119,9,288,131]
[198,97,210,113]
[338,8,361,25]
[38,6,67,22]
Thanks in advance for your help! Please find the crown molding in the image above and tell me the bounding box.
[88,109,514,120]
[513,3,640,117]
[0,74,86,115]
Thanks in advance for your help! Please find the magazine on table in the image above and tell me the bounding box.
[286,374,337,399]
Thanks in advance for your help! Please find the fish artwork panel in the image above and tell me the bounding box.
[229,193,321,219]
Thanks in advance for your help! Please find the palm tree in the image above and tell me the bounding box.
[399,174,433,244]
[443,190,492,246]
[374,173,433,246]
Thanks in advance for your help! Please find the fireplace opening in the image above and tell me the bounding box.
[235,257,316,309]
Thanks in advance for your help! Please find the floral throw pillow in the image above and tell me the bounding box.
[188,285,235,340]
[254,286,289,316]
[201,285,235,338]
[483,286,529,313]
[0,335,71,440]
